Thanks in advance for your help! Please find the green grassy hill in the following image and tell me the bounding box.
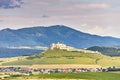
[2,49,120,67]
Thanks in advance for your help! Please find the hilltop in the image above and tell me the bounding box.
[2,48,120,67]
[1,49,104,65]
[0,25,120,49]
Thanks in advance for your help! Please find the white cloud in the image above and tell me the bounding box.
[0,0,120,38]
[0,0,23,9]
[81,24,87,27]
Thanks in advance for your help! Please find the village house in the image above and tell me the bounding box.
[0,65,115,75]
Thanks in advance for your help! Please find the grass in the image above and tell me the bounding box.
[1,49,120,67]
[0,56,27,65]
[4,72,120,80]
[1,50,120,80]
[1,49,104,65]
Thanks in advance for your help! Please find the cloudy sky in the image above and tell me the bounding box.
[0,0,120,37]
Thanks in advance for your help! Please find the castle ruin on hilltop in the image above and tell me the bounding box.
[50,42,76,51]
[50,42,101,54]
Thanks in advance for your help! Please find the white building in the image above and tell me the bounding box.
[50,42,76,51]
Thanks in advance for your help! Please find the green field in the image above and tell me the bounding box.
[4,72,120,80]
[1,49,120,67]
[0,49,120,80]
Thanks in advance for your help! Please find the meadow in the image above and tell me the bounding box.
[2,50,120,67]
[4,72,120,80]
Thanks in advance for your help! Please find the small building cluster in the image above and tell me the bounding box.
[0,65,119,79]
[0,65,106,79]
[0,66,105,79]
[29,64,107,74]
[31,67,103,74]
[0,65,107,76]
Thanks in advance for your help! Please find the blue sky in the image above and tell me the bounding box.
[0,0,120,37]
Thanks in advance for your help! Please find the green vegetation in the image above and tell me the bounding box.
[4,72,120,80]
[1,49,120,67]
[0,56,27,65]
[1,49,120,80]
[87,46,120,56]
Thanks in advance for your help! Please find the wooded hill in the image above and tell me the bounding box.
[87,46,120,56]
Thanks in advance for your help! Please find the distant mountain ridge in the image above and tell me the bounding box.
[0,48,42,58]
[0,25,120,48]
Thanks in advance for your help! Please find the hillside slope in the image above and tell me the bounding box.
[0,25,120,48]
[2,49,120,67]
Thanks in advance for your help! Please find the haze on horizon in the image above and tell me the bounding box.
[0,0,120,38]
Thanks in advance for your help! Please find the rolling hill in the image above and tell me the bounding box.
[2,49,120,67]
[0,25,120,49]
